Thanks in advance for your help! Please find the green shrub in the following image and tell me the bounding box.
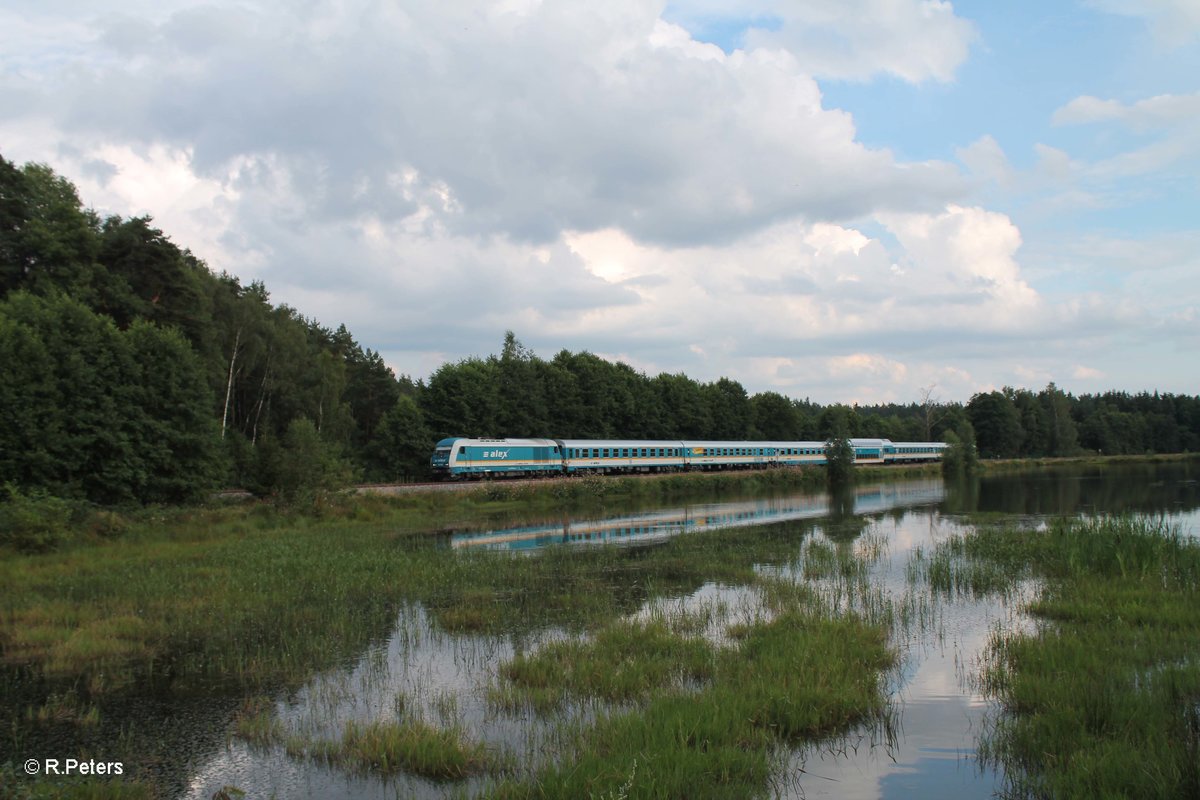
[249,418,354,508]
[824,436,855,487]
[0,485,76,552]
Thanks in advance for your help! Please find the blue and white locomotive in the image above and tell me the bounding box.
[430,436,946,479]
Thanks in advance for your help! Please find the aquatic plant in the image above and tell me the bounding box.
[920,516,1200,798]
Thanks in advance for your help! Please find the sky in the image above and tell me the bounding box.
[2,0,1197,405]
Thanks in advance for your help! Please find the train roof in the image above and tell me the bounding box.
[561,440,832,449]
[447,437,561,447]
[437,437,946,449]
[680,440,828,449]
[560,439,687,448]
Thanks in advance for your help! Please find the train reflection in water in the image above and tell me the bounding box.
[450,479,946,551]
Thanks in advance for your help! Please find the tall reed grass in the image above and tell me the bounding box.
[919,516,1200,798]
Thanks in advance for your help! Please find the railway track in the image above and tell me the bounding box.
[355,477,561,494]
[214,477,563,500]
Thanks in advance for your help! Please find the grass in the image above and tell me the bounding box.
[230,696,283,749]
[495,618,718,711]
[976,451,1200,472]
[230,691,502,782]
[0,466,935,795]
[286,719,497,780]
[488,593,894,799]
[0,765,155,799]
[0,476,885,791]
[0,465,935,688]
[917,516,1200,798]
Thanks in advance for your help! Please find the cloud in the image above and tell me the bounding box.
[3,0,966,253]
[827,353,908,382]
[880,205,1039,315]
[957,135,1013,187]
[1084,0,1200,47]
[668,0,978,82]
[2,0,1193,403]
[1053,92,1200,130]
[1036,92,1200,199]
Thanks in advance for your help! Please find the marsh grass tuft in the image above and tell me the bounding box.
[290,719,496,780]
[490,603,894,799]
[24,691,100,728]
[488,566,895,798]
[919,516,1200,798]
[496,619,717,711]
[230,696,283,749]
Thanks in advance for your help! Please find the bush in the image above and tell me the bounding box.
[0,485,76,552]
[251,418,354,508]
[824,437,855,487]
[943,421,979,477]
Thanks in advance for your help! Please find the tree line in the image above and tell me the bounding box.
[2,153,1198,506]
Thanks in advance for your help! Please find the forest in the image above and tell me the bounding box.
[3,152,1199,507]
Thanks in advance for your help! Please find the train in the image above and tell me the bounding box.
[430,437,947,480]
